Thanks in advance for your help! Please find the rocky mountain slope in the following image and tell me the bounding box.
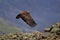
[0,22,60,40]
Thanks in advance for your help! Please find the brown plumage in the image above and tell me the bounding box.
[16,11,37,27]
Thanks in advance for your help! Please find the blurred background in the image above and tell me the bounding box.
[0,0,60,33]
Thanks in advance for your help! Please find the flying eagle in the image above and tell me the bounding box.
[16,11,37,27]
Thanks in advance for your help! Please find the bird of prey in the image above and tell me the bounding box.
[16,11,37,27]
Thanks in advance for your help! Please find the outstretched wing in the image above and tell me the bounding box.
[16,11,37,27]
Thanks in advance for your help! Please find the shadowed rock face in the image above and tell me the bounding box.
[16,11,37,27]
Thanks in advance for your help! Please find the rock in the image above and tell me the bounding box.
[56,30,60,35]
[44,27,53,32]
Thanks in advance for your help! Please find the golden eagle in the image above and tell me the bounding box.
[16,11,37,27]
